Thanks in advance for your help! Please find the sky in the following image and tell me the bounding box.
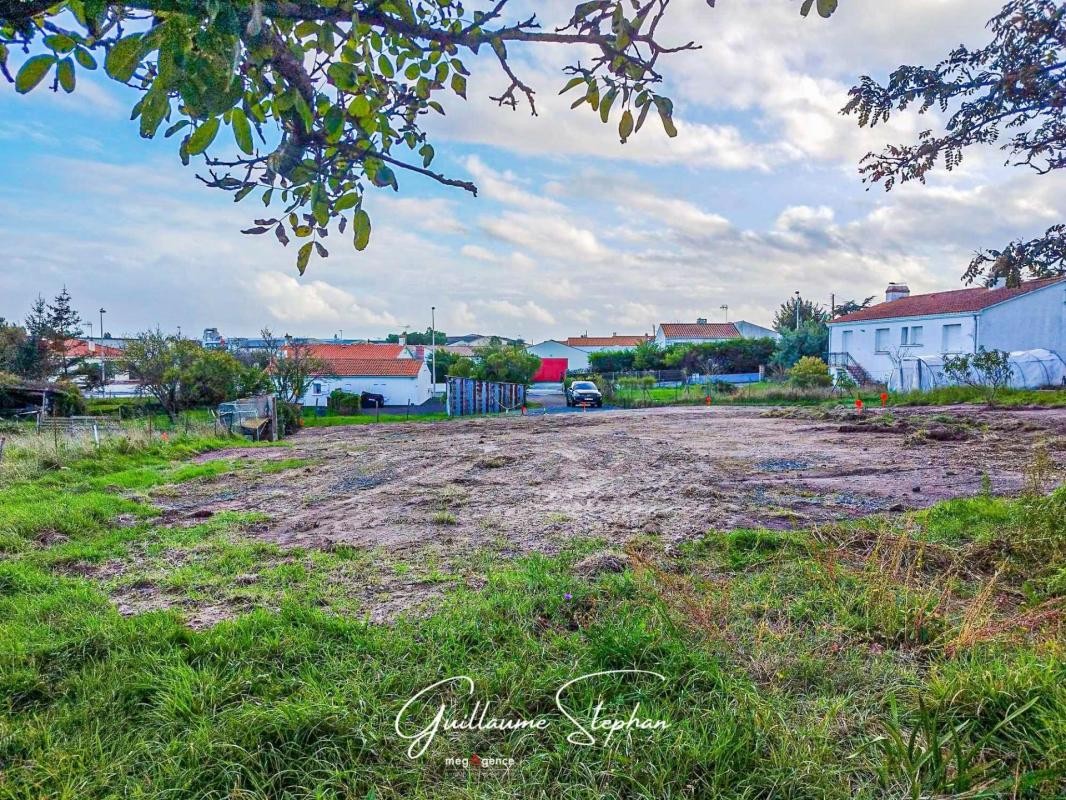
[1,0,1063,343]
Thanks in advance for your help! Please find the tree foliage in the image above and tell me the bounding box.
[770,320,829,370]
[2,0,837,273]
[772,296,829,334]
[843,0,1066,285]
[942,347,1014,405]
[123,328,270,418]
[833,296,875,317]
[472,340,539,385]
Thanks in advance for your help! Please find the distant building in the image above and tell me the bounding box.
[654,319,779,346]
[526,333,650,375]
[446,334,518,347]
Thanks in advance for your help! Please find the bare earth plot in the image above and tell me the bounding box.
[106,404,1064,624]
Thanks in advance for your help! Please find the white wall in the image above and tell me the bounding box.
[526,340,589,372]
[980,282,1066,355]
[300,368,432,408]
[829,313,978,384]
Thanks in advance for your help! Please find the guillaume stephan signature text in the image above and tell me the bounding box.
[394,669,669,759]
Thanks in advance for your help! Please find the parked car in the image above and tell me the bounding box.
[566,380,603,407]
[360,391,386,408]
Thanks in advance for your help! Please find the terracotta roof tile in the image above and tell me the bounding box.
[832,277,1066,323]
[658,323,740,339]
[62,339,125,359]
[303,343,406,359]
[317,358,424,377]
[565,335,651,348]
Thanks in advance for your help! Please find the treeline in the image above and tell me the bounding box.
[589,338,778,375]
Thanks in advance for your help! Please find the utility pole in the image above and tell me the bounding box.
[99,308,107,394]
[794,291,801,331]
[430,305,436,393]
[720,304,729,322]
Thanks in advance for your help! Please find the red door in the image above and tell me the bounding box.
[532,358,568,382]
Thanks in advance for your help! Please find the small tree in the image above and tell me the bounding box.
[447,357,475,378]
[788,356,832,388]
[273,340,331,405]
[942,348,1014,406]
[46,287,84,375]
[123,330,202,421]
[473,342,541,385]
[773,296,829,334]
[771,321,830,370]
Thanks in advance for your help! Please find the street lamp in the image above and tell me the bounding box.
[720,304,729,322]
[794,291,801,331]
[430,305,436,392]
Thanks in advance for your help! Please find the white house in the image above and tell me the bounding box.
[828,278,1066,384]
[292,343,433,407]
[526,334,650,374]
[526,340,592,372]
[654,320,779,346]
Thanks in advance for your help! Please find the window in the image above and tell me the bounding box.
[313,382,323,395]
[900,325,923,346]
[875,328,890,352]
[941,323,962,353]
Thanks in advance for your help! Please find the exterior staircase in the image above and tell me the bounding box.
[828,352,873,386]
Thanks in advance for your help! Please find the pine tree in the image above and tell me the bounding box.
[46,287,84,375]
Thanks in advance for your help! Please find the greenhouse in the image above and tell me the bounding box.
[887,349,1066,392]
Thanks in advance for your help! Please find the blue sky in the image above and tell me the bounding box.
[2,0,1062,342]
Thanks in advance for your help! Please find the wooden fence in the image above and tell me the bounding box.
[446,378,525,417]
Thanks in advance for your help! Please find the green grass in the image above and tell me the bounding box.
[890,386,1066,408]
[0,432,1063,798]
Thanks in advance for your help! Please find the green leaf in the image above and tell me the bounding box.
[653,96,678,138]
[599,87,618,123]
[231,107,254,154]
[800,0,815,15]
[297,241,313,274]
[816,0,838,17]
[559,76,585,95]
[57,57,75,93]
[105,35,143,82]
[74,48,97,70]
[378,54,394,78]
[419,143,434,167]
[187,117,220,155]
[335,193,360,212]
[15,55,56,94]
[349,94,371,118]
[44,34,76,53]
[618,109,634,142]
[353,209,371,251]
[451,73,467,99]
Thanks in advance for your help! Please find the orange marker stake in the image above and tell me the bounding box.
[855,398,864,413]
[880,392,888,408]
[521,405,527,415]
[705,395,712,406]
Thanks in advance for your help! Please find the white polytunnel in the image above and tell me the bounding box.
[888,349,1066,392]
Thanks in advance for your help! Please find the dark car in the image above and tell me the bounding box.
[566,380,603,407]
[360,391,386,408]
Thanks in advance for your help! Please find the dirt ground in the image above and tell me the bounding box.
[120,405,1066,623]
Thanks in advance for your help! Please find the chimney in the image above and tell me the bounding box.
[399,334,407,347]
[885,283,910,303]
[696,317,708,325]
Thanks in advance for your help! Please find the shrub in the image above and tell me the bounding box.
[277,401,303,435]
[788,356,832,388]
[942,348,1013,406]
[327,389,361,416]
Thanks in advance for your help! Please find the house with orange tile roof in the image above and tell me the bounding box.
[828,278,1066,385]
[653,319,779,346]
[295,343,433,408]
